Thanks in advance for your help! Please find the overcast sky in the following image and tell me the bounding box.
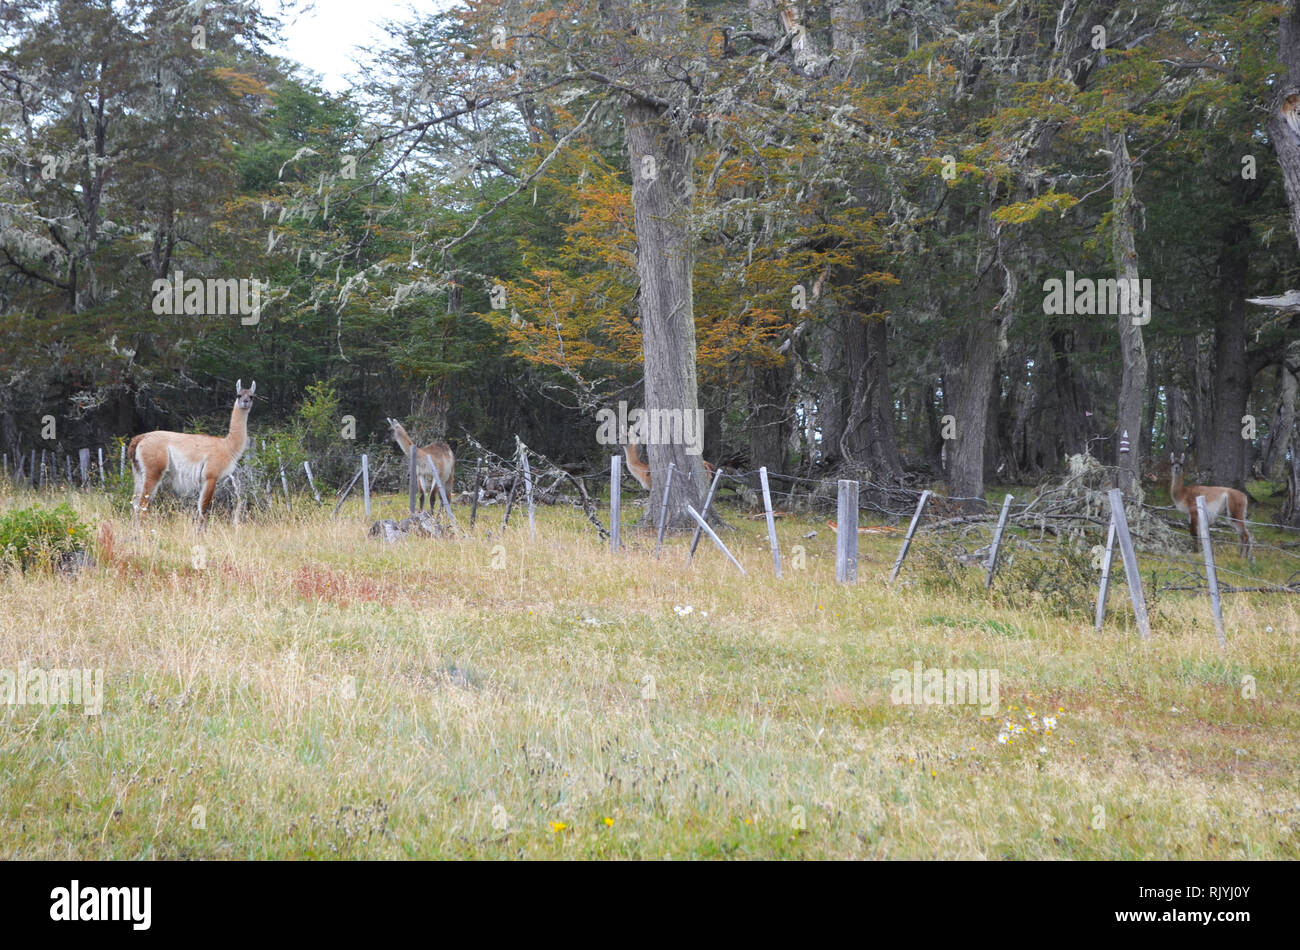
[274,0,453,93]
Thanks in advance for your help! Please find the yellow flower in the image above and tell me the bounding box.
[603,817,614,826]
[549,821,566,833]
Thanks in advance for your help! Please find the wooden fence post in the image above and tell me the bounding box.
[470,457,483,527]
[276,447,291,511]
[1195,495,1227,647]
[119,442,126,477]
[1094,518,1117,631]
[361,453,371,518]
[65,454,72,485]
[684,504,746,574]
[303,460,322,505]
[332,467,363,518]
[519,441,535,540]
[888,490,932,584]
[609,454,622,552]
[836,479,859,583]
[759,466,782,577]
[1106,488,1151,640]
[688,466,726,561]
[79,448,90,489]
[408,445,418,515]
[502,472,519,529]
[984,493,1014,589]
[97,447,105,488]
[655,462,676,556]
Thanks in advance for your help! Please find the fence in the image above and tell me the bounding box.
[7,437,1295,644]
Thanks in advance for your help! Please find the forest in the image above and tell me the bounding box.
[3,0,1300,522]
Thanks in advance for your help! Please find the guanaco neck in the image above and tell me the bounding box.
[391,423,414,455]
[226,402,250,458]
[1170,468,1185,501]
[624,442,646,469]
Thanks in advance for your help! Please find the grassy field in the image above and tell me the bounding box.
[1,479,1298,859]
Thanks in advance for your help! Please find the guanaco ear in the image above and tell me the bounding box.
[248,380,256,395]
[236,378,242,393]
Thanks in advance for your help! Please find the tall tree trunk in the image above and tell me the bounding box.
[1208,228,1251,488]
[624,99,705,528]
[943,207,1008,508]
[1261,342,1299,480]
[840,311,903,482]
[1269,1,1300,253]
[1110,130,1147,497]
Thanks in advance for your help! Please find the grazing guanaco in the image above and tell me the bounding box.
[1168,453,1253,561]
[129,379,256,528]
[386,418,455,512]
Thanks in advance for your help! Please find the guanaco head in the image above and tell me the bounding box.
[1169,452,1186,484]
[234,379,256,412]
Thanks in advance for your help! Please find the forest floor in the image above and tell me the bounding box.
[1,480,1298,859]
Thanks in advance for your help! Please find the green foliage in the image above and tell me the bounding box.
[296,381,342,445]
[0,503,93,572]
[994,542,1100,620]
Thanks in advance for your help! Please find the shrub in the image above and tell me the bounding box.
[0,503,93,572]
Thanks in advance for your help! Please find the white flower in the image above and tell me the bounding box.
[1043,716,1057,730]
[673,604,694,616]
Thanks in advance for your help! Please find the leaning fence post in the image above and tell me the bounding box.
[889,490,932,584]
[502,472,519,529]
[610,454,622,552]
[303,460,322,505]
[688,466,727,562]
[984,493,1014,589]
[759,466,782,577]
[655,462,676,556]
[1094,518,1117,631]
[836,479,859,583]
[519,441,535,540]
[470,457,483,527]
[332,467,363,518]
[361,453,371,518]
[685,504,746,574]
[1195,495,1228,647]
[1106,488,1151,640]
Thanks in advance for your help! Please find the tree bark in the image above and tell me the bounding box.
[623,99,706,528]
[1110,130,1147,497]
[1269,1,1300,253]
[1208,227,1251,489]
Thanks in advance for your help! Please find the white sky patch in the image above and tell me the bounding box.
[273,0,454,94]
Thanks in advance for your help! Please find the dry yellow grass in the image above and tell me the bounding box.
[1,483,1297,859]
